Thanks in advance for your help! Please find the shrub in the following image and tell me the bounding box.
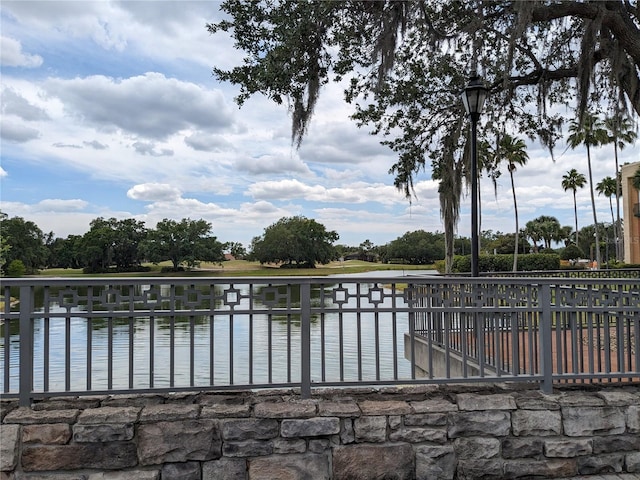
[434,260,446,273]
[560,244,584,261]
[7,259,26,277]
[517,253,560,271]
[452,253,560,273]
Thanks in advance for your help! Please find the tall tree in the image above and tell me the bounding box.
[210,1,640,273]
[0,215,49,274]
[561,169,588,246]
[478,139,502,253]
[596,176,620,259]
[604,115,638,260]
[386,230,445,264]
[0,212,9,273]
[48,235,84,269]
[567,113,609,267]
[251,216,338,267]
[497,134,528,271]
[142,218,224,270]
[111,218,147,270]
[526,215,562,251]
[81,217,117,272]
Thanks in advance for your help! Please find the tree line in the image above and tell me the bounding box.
[0,208,628,277]
[0,214,225,276]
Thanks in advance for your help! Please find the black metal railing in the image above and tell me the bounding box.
[1,276,638,406]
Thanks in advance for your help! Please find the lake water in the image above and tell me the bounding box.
[1,272,436,394]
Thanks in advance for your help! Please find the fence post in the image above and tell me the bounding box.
[19,285,34,407]
[300,282,311,398]
[407,283,416,380]
[539,283,553,394]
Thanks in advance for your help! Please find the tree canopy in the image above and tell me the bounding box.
[250,216,339,267]
[0,214,49,274]
[385,230,445,264]
[525,215,564,251]
[142,218,224,271]
[210,0,640,271]
[81,217,148,273]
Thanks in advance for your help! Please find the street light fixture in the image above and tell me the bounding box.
[461,71,488,277]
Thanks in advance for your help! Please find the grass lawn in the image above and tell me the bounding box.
[30,260,436,278]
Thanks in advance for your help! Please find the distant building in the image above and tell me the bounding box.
[621,161,640,264]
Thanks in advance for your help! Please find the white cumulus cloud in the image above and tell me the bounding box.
[127,183,182,202]
[0,36,43,67]
[247,179,409,205]
[35,199,88,212]
[45,73,236,140]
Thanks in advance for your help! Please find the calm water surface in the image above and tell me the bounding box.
[1,272,436,393]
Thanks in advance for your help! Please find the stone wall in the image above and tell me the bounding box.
[1,383,639,480]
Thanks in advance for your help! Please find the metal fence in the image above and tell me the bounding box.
[1,275,639,406]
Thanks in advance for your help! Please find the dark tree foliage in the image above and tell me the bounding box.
[561,243,585,261]
[47,235,84,269]
[483,231,530,255]
[80,217,148,273]
[385,230,445,264]
[525,215,563,251]
[0,215,49,274]
[209,0,640,272]
[251,216,339,267]
[577,222,616,264]
[142,218,224,271]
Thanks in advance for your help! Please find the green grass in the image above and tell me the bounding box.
[31,260,435,278]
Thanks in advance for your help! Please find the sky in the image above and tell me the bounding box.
[1,1,638,250]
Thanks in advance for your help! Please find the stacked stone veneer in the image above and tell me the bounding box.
[1,384,639,479]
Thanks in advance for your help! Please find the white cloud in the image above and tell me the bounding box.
[44,73,236,140]
[0,36,43,67]
[0,166,7,178]
[127,183,181,202]
[1,199,88,214]
[247,178,410,205]
[235,154,312,175]
[184,132,233,152]
[299,121,392,166]
[35,199,88,212]
[2,2,128,51]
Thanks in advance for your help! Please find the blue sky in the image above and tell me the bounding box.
[1,1,638,249]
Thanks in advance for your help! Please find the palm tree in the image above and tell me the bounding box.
[596,176,618,241]
[525,219,543,253]
[525,215,561,252]
[478,139,501,254]
[567,113,608,268]
[604,115,638,260]
[560,225,574,246]
[497,134,528,271]
[561,169,587,246]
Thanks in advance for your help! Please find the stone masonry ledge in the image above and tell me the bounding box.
[1,382,639,480]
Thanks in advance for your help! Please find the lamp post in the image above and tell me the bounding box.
[461,72,488,277]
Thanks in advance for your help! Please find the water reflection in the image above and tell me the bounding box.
[1,281,412,393]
